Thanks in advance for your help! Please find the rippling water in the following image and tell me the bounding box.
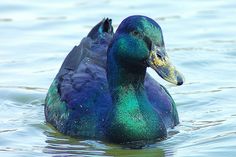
[1,0,236,156]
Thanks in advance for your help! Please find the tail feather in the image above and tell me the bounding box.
[87,18,113,39]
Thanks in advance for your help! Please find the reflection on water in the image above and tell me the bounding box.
[1,0,236,156]
[43,125,166,157]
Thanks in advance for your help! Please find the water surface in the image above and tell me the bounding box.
[0,0,236,156]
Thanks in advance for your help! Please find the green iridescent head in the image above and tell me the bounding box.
[108,15,184,85]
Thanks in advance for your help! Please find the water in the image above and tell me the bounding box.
[0,0,236,156]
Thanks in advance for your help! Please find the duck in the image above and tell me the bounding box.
[45,15,184,145]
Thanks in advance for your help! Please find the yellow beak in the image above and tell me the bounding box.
[147,48,184,86]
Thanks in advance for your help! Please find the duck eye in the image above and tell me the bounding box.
[131,30,144,38]
[132,30,139,36]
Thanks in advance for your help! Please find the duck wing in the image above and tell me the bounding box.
[145,74,179,128]
[45,19,113,138]
[58,34,113,110]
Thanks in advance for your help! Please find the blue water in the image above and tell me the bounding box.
[0,0,236,156]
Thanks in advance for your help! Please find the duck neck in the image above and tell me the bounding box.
[106,61,166,143]
[107,62,147,104]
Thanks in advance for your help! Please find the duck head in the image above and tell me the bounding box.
[108,15,184,85]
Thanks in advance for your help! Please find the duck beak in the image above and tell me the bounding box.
[147,45,184,85]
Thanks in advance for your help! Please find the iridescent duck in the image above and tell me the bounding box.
[45,15,184,145]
